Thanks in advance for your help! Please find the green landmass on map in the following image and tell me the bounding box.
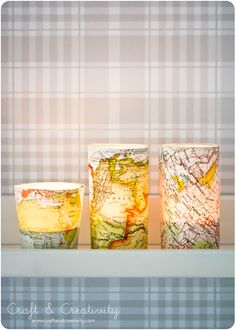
[20,227,79,249]
[90,152,148,249]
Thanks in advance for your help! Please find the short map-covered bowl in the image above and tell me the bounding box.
[14,182,84,249]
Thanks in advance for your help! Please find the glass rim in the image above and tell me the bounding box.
[14,182,85,192]
[161,143,219,149]
[88,143,149,149]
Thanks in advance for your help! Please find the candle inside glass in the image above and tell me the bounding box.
[14,182,84,249]
[160,144,220,249]
[88,144,149,249]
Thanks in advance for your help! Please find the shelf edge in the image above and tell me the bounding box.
[1,248,234,278]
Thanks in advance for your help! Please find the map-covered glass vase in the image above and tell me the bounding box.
[160,144,220,249]
[14,182,84,248]
[88,144,149,249]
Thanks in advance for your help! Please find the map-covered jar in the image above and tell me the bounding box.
[88,144,149,249]
[14,182,84,249]
[160,144,220,249]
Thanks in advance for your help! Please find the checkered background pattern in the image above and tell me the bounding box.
[1,4,234,328]
[1,1,234,195]
[1,277,234,329]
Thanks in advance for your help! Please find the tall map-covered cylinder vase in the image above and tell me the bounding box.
[88,144,149,249]
[160,144,220,249]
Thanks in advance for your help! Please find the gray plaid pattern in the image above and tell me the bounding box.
[1,1,234,195]
[1,277,234,329]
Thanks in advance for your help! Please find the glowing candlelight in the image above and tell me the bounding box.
[88,144,149,249]
[160,144,220,249]
[14,182,84,249]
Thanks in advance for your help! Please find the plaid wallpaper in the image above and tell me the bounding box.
[1,277,234,329]
[1,1,234,195]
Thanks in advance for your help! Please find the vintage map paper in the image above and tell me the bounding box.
[89,144,149,249]
[14,183,84,248]
[160,144,220,249]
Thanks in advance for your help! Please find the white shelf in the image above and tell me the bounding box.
[2,244,234,278]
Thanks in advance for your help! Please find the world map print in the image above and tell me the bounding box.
[20,227,79,249]
[160,144,220,249]
[89,145,149,249]
[15,187,82,249]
